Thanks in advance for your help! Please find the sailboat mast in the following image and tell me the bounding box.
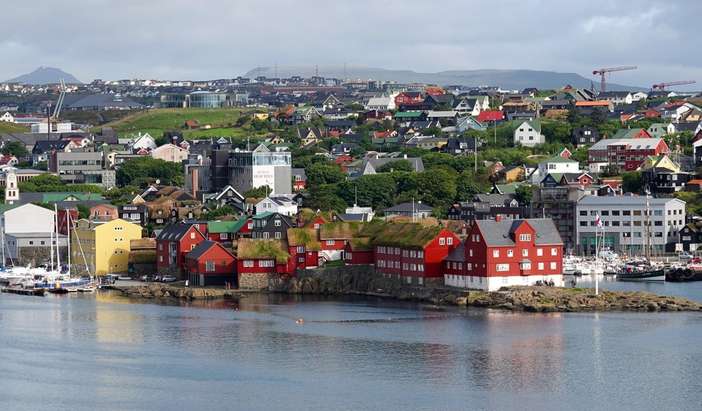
[66,209,71,277]
[54,204,61,271]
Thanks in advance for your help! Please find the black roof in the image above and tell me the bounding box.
[32,139,70,153]
[157,223,200,241]
[385,202,433,213]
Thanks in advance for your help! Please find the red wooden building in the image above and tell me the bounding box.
[588,136,669,171]
[343,237,374,265]
[319,221,362,261]
[184,240,237,287]
[394,92,424,107]
[287,228,321,270]
[156,223,207,277]
[371,223,460,286]
[236,238,295,289]
[444,218,564,291]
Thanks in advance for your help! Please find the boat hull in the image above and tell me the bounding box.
[617,269,665,281]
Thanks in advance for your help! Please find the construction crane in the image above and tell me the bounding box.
[592,66,637,93]
[46,79,66,139]
[651,80,696,91]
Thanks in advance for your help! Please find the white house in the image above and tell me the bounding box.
[599,91,633,105]
[1,203,67,263]
[365,96,396,111]
[0,112,14,122]
[530,156,581,184]
[31,122,73,133]
[632,91,648,102]
[255,195,298,216]
[513,120,545,147]
[151,143,189,163]
[131,133,157,152]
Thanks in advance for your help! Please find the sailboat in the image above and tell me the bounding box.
[616,190,665,281]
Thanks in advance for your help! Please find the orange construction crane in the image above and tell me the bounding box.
[592,66,637,93]
[652,80,696,91]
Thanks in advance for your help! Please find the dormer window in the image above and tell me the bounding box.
[519,234,531,242]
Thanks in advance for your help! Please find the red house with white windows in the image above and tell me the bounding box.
[372,223,460,286]
[184,240,237,287]
[156,222,207,277]
[236,238,295,289]
[394,92,424,108]
[319,222,362,261]
[444,218,564,291]
[287,228,321,270]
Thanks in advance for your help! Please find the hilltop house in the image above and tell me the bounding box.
[513,120,544,147]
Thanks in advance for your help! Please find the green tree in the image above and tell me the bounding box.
[1,141,28,158]
[306,184,347,213]
[339,174,396,210]
[622,171,643,194]
[376,159,414,173]
[116,157,183,187]
[244,186,272,199]
[515,184,535,205]
[306,162,346,187]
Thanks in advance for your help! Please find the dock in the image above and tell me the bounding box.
[1,287,46,296]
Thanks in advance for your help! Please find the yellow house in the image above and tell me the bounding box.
[252,112,269,121]
[71,218,143,276]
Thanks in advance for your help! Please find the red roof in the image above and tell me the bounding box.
[575,100,611,107]
[477,111,504,122]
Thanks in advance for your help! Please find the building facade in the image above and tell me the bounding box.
[71,218,143,276]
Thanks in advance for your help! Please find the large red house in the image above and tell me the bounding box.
[184,240,237,287]
[394,92,424,108]
[287,228,321,270]
[588,136,669,171]
[343,237,374,265]
[156,223,207,277]
[371,223,460,286]
[444,218,564,291]
[236,238,295,289]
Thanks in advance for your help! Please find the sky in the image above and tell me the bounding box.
[1,0,701,89]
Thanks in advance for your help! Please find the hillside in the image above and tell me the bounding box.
[5,66,82,85]
[245,66,644,91]
[99,107,270,140]
[0,122,29,134]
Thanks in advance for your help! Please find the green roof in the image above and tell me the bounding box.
[394,111,423,119]
[237,239,289,263]
[253,211,274,220]
[544,155,577,163]
[40,192,105,202]
[364,222,444,249]
[287,228,321,251]
[525,119,541,132]
[611,128,647,139]
[494,182,523,194]
[320,221,363,240]
[207,220,243,234]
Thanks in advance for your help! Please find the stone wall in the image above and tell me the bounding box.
[239,272,271,290]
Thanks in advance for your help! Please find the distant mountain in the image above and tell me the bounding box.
[245,66,644,91]
[5,66,82,85]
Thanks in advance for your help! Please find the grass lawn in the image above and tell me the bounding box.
[0,122,29,134]
[99,107,267,139]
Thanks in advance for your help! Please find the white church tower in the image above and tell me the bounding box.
[5,169,19,204]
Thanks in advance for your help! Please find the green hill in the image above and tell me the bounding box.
[100,108,271,140]
[0,122,29,134]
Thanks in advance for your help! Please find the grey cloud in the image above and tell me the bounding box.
[1,0,700,89]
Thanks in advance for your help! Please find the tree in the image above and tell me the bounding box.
[306,162,346,187]
[376,159,414,173]
[306,184,347,213]
[338,174,396,210]
[415,168,457,208]
[456,171,488,201]
[116,157,183,187]
[622,171,643,194]
[515,184,535,205]
[1,141,28,158]
[244,186,272,199]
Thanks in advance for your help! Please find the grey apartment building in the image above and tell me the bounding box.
[575,195,686,255]
[49,150,116,188]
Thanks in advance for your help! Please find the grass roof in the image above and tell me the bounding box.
[320,221,363,240]
[348,237,372,251]
[298,208,334,226]
[237,238,289,263]
[366,222,443,249]
[287,228,321,251]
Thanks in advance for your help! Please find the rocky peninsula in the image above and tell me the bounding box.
[111,267,702,312]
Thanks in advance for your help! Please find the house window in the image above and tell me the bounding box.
[159,256,163,262]
[275,232,282,239]
[313,224,320,229]
[263,232,270,239]
[259,260,275,268]
[538,262,544,270]
[190,232,195,239]
[536,248,543,256]
[493,250,500,258]
[551,248,558,256]
[191,244,196,250]
[507,249,514,257]
[439,238,446,246]
[205,261,215,272]
[496,264,509,272]
[220,233,228,240]
[519,234,531,241]
[447,237,453,245]
[520,262,531,270]
[326,240,335,246]
[297,246,305,253]
[550,262,557,270]
[522,249,528,257]
[274,220,282,227]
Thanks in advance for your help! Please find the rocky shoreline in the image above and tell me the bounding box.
[110,271,702,312]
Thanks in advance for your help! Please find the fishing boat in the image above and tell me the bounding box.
[616,264,665,281]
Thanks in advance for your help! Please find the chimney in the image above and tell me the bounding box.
[191,168,199,198]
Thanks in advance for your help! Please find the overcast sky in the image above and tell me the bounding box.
[2,0,700,88]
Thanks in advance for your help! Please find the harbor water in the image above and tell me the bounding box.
[1,286,701,411]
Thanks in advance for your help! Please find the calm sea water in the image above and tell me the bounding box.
[1,285,702,411]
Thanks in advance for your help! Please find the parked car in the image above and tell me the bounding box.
[161,275,177,283]
[140,275,154,282]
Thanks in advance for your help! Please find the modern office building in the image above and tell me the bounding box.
[189,91,228,108]
[49,150,116,187]
[228,144,292,194]
[575,195,686,255]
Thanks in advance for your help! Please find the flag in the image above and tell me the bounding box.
[595,214,603,228]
